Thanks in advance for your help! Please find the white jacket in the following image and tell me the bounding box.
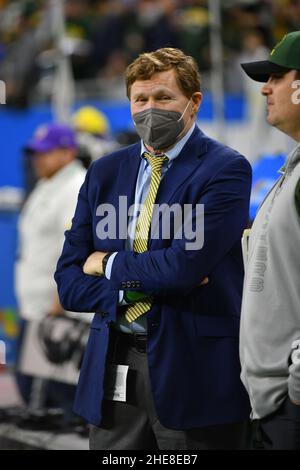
[15,160,86,321]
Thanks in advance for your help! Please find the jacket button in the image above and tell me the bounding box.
[101,312,108,318]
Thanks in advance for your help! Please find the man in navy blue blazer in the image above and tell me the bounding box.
[55,48,252,450]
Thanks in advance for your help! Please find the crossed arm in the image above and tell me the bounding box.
[55,156,251,311]
[82,251,209,287]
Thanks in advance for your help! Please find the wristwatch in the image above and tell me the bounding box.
[102,252,112,275]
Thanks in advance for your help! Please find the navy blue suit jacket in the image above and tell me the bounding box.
[55,126,252,429]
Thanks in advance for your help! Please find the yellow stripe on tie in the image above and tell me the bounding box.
[125,152,168,323]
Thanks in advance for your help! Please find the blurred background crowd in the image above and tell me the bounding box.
[0,0,300,106]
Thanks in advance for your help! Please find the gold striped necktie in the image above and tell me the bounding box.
[125,152,169,323]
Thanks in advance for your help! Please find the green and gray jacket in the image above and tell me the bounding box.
[240,144,300,420]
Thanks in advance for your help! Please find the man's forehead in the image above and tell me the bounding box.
[131,70,181,94]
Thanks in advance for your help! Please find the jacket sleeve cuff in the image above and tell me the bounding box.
[104,252,118,279]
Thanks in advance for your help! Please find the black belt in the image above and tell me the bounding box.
[112,329,147,353]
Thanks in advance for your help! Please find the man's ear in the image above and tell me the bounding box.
[192,92,202,116]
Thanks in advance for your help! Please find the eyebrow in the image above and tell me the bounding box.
[132,88,175,99]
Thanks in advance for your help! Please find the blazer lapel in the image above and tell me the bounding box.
[155,126,208,206]
[148,127,208,248]
[113,143,142,249]
[116,143,142,201]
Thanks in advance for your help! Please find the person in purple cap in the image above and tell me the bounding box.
[239,31,300,450]
[24,123,78,180]
[15,122,88,422]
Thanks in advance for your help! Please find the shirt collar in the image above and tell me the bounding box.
[279,143,300,175]
[140,123,196,163]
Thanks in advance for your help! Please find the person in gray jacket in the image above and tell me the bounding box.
[240,31,300,450]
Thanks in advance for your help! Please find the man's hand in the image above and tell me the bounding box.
[290,397,300,406]
[83,251,107,276]
[200,277,209,286]
[48,292,64,316]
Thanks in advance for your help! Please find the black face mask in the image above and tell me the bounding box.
[133,101,191,150]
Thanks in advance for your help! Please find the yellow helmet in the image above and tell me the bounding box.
[72,106,110,136]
